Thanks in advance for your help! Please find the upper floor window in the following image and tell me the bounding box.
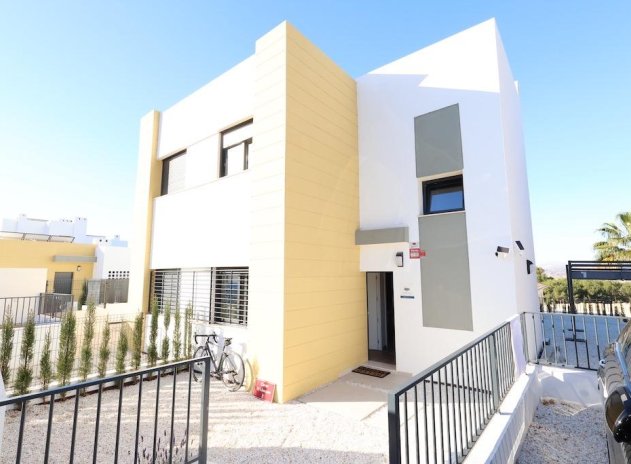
[220,120,253,178]
[161,151,186,195]
[423,175,464,215]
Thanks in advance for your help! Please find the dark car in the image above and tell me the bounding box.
[598,320,631,463]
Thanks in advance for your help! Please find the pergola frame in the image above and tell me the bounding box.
[566,260,631,312]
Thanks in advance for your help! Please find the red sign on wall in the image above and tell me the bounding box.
[253,379,276,402]
[410,248,426,259]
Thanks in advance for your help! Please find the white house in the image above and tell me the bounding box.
[130,19,538,402]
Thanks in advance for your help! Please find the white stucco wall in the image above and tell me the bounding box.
[357,19,537,374]
[0,268,47,299]
[93,245,130,279]
[150,55,254,271]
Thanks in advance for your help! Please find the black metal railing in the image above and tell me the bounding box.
[521,311,628,370]
[0,356,211,463]
[388,322,515,464]
[0,294,73,326]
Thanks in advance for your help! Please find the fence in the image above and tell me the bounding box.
[1,310,138,392]
[520,311,628,370]
[45,278,130,307]
[0,294,73,326]
[0,356,211,463]
[540,300,630,317]
[388,322,514,464]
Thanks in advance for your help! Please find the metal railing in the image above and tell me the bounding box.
[0,356,211,463]
[521,311,628,370]
[388,322,514,464]
[0,294,73,326]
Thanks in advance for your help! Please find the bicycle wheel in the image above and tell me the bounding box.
[192,346,206,382]
[221,352,245,392]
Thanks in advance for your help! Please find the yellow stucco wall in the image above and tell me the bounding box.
[128,110,162,314]
[247,23,289,402]
[0,239,96,300]
[282,23,366,401]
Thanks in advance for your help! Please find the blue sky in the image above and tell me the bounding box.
[0,1,629,269]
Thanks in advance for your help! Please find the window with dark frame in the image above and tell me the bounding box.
[161,151,186,195]
[220,119,253,178]
[150,267,249,326]
[423,175,464,215]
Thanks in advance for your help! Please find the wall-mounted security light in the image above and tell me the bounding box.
[515,240,524,255]
[76,265,82,272]
[526,260,534,274]
[495,246,510,258]
[396,252,404,268]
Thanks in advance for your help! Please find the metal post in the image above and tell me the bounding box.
[566,263,576,313]
[198,357,211,464]
[489,333,500,409]
[387,391,401,464]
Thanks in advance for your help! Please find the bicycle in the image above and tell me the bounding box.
[192,332,245,391]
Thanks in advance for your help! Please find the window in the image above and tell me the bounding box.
[161,151,186,195]
[220,120,253,178]
[150,267,249,326]
[423,175,464,215]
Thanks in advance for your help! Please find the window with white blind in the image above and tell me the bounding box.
[161,151,186,195]
[150,267,249,326]
[220,120,253,178]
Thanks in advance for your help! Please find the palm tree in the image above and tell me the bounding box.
[594,212,631,261]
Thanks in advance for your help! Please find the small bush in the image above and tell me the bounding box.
[14,313,36,396]
[57,311,77,392]
[185,303,193,359]
[148,298,159,367]
[173,305,181,361]
[78,301,96,382]
[0,313,14,385]
[132,312,143,371]
[97,320,111,377]
[161,303,171,363]
[40,330,53,391]
[116,328,129,375]
[79,281,88,308]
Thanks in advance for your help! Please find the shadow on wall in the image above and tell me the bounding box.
[209,447,384,464]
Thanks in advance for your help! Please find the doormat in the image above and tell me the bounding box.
[352,366,390,378]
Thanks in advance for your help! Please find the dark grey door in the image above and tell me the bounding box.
[53,272,73,294]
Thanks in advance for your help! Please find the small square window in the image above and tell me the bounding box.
[423,175,464,215]
[220,120,253,178]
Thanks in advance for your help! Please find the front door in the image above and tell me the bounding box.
[53,272,73,294]
[366,272,395,364]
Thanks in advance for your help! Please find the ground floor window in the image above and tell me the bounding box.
[150,267,248,326]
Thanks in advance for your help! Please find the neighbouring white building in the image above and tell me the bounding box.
[130,19,538,402]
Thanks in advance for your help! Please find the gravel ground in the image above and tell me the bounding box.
[517,398,607,464]
[1,372,387,463]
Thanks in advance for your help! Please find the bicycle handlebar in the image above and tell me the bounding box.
[194,332,219,344]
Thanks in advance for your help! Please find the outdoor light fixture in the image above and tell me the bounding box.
[515,240,524,255]
[396,252,404,267]
[495,246,510,257]
[526,260,534,274]
[76,265,82,272]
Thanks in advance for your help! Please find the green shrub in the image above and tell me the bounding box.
[97,320,111,377]
[173,305,181,361]
[132,312,143,371]
[148,298,159,367]
[185,303,193,359]
[0,313,14,385]
[78,302,96,382]
[79,281,88,308]
[57,311,77,392]
[14,314,36,396]
[39,330,53,390]
[115,328,129,375]
[40,330,53,391]
[161,303,171,363]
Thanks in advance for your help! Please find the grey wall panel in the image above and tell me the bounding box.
[415,104,463,178]
[355,227,409,245]
[419,212,472,331]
